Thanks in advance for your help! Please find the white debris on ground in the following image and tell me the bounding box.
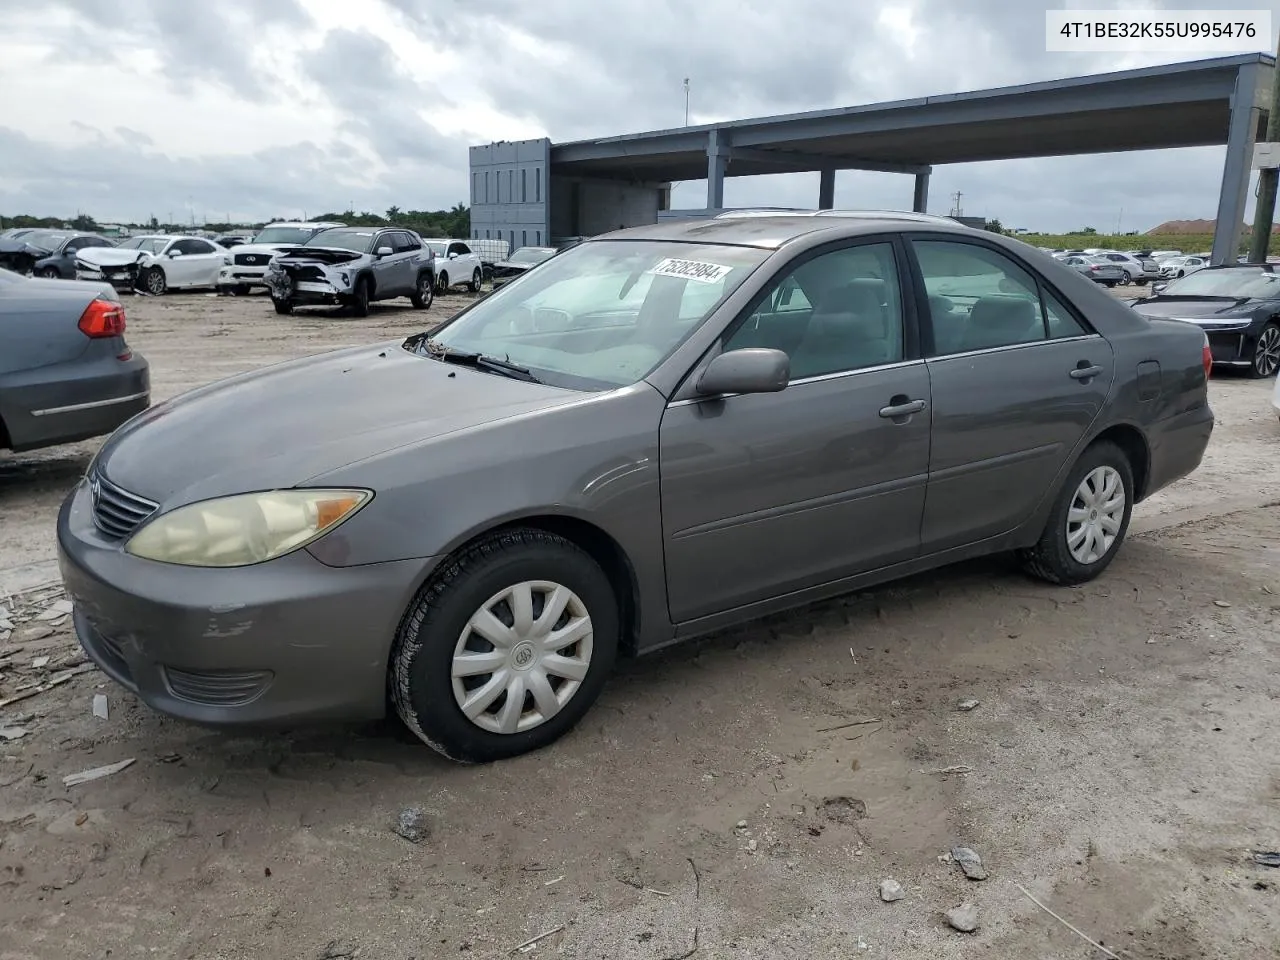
[0,583,86,714]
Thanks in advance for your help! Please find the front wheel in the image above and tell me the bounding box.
[1249,322,1279,378]
[142,266,166,296]
[1018,440,1134,586]
[272,297,293,315]
[436,270,450,294]
[468,269,482,293]
[410,271,434,309]
[350,276,371,317]
[39,266,60,279]
[391,529,619,763]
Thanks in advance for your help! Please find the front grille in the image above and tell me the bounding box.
[163,667,273,706]
[90,470,158,540]
[234,253,269,266]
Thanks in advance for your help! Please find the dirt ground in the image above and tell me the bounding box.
[1,289,1279,960]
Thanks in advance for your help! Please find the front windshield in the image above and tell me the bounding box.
[511,247,555,265]
[425,241,447,256]
[254,227,317,245]
[1162,267,1280,298]
[420,239,769,390]
[118,237,168,253]
[306,228,376,253]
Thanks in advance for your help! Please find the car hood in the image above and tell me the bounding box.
[94,340,580,505]
[76,246,150,266]
[0,237,57,257]
[229,242,295,257]
[1129,297,1272,321]
[271,246,368,265]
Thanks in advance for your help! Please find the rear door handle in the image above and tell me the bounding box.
[1069,364,1104,380]
[879,398,927,418]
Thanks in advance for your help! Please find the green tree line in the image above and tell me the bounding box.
[0,204,471,238]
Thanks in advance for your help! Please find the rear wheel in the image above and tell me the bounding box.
[1121,270,1132,284]
[391,529,618,763]
[1249,322,1279,378]
[1019,440,1134,586]
[410,271,434,309]
[468,268,482,293]
[143,266,166,296]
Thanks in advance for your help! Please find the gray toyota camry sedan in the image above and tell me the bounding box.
[57,212,1214,763]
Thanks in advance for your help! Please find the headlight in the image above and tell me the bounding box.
[222,255,232,265]
[124,488,372,567]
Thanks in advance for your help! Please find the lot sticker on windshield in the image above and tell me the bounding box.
[648,257,733,284]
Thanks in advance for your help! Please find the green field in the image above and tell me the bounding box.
[1012,232,1280,257]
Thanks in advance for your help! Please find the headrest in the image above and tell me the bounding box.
[969,296,1037,333]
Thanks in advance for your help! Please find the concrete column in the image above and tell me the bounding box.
[818,168,836,209]
[706,129,727,210]
[913,169,931,214]
[1212,65,1262,265]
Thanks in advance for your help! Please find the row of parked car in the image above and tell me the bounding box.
[0,223,514,315]
[1035,247,1215,287]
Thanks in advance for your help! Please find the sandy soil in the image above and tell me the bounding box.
[1,289,1279,960]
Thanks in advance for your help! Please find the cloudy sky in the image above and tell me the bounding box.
[1,0,1277,232]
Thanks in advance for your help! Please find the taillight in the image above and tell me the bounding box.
[78,297,126,338]
[1201,333,1213,381]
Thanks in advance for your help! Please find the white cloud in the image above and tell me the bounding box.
[0,0,1276,230]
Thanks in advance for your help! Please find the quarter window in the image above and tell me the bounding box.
[723,242,904,379]
[913,240,1047,355]
[1043,288,1088,339]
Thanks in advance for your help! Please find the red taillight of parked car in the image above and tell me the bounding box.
[1202,333,1213,381]
[78,298,126,338]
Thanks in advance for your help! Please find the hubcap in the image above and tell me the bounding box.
[148,271,163,294]
[1255,326,1280,377]
[451,580,593,735]
[1066,466,1125,565]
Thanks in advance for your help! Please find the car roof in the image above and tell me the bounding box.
[265,221,346,229]
[598,211,983,250]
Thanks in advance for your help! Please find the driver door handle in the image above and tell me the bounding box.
[879,398,927,418]
[1069,363,1104,380]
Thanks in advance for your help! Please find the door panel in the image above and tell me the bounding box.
[922,337,1113,550]
[660,364,932,622]
[909,235,1115,552]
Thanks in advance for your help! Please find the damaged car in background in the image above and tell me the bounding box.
[215,221,345,296]
[76,235,229,295]
[0,229,86,276]
[264,226,436,317]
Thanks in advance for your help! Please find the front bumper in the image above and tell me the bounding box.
[56,479,432,726]
[217,265,269,288]
[77,264,141,291]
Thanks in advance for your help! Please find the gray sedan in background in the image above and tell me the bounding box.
[0,268,149,452]
[57,214,1213,763]
[1060,254,1126,286]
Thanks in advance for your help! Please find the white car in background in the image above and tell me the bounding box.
[1159,255,1209,279]
[76,235,228,295]
[215,221,345,294]
[422,238,483,293]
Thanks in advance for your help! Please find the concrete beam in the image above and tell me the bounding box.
[913,170,930,213]
[1212,63,1262,265]
[725,146,929,174]
[818,169,835,209]
[707,129,727,209]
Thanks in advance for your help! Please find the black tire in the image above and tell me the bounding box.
[1121,270,1132,284]
[410,271,434,309]
[1103,280,1116,288]
[1019,440,1134,586]
[142,266,166,296]
[233,283,251,296]
[468,269,482,293]
[1248,321,1279,378]
[272,297,294,315]
[351,276,371,317]
[436,271,449,294]
[391,528,619,763]
[1134,278,1148,286]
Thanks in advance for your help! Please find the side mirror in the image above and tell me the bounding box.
[376,246,393,258]
[1151,282,1167,294]
[696,348,789,397]
[448,252,459,259]
[168,250,183,258]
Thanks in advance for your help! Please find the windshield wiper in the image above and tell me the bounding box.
[411,336,542,383]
